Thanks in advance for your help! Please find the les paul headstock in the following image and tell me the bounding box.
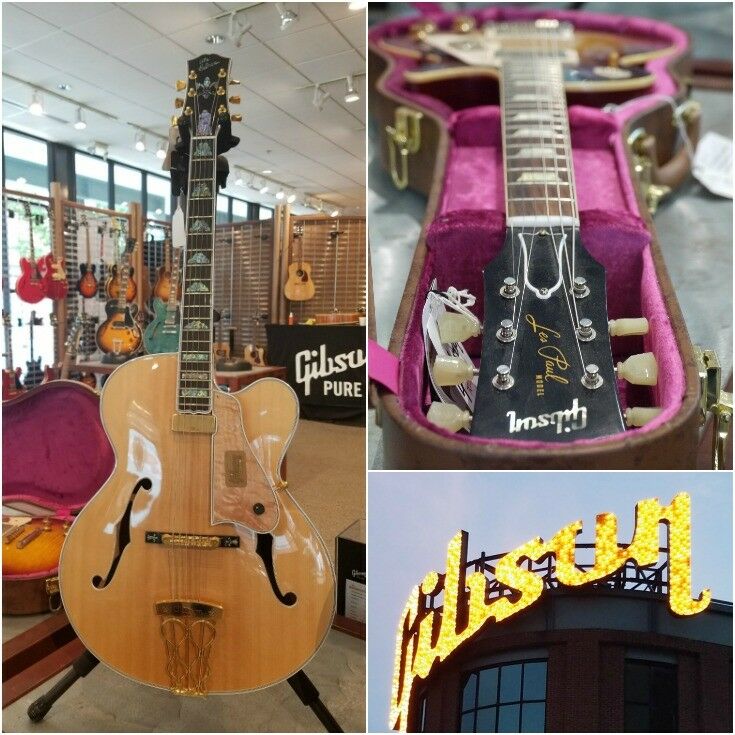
[431,228,660,441]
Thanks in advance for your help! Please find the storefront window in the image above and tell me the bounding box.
[114,164,142,213]
[75,153,108,209]
[258,206,273,220]
[460,660,547,733]
[232,198,250,222]
[3,130,49,196]
[216,194,229,224]
[147,174,171,220]
[624,660,677,732]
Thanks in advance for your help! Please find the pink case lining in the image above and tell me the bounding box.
[371,7,689,449]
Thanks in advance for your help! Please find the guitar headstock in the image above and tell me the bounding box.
[65,315,84,355]
[175,55,240,152]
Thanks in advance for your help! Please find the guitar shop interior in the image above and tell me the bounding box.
[2,2,366,732]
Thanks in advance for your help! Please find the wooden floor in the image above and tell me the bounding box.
[2,418,366,732]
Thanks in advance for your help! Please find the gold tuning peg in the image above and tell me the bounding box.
[175,98,184,108]
[229,95,241,104]
[229,79,240,86]
[170,115,179,126]
[230,113,243,122]
[175,80,186,91]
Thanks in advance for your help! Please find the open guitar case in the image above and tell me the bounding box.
[2,381,114,613]
[369,5,711,469]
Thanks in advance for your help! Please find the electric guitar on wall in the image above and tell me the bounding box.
[143,244,182,354]
[284,224,315,301]
[77,215,98,298]
[40,211,68,300]
[416,21,659,441]
[23,311,44,388]
[105,226,138,303]
[95,238,142,357]
[2,310,22,400]
[60,54,336,696]
[96,224,108,301]
[43,315,85,382]
[15,203,48,304]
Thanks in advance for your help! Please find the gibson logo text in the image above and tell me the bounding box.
[295,345,365,397]
[508,397,587,434]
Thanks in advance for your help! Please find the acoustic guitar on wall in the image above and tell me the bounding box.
[284,224,315,301]
[59,54,336,696]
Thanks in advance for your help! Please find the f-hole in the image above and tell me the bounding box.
[256,533,297,606]
[92,477,152,589]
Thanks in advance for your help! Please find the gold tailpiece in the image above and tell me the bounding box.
[156,600,223,696]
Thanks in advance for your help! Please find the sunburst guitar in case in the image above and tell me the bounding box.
[59,54,336,696]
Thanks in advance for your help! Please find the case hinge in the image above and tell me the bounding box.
[385,106,423,190]
[628,127,671,214]
[694,346,733,470]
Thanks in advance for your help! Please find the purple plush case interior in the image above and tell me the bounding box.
[370,6,689,449]
[3,381,114,518]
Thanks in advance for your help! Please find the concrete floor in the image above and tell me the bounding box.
[3,418,366,732]
[368,3,733,468]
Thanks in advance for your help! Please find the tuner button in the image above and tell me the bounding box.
[218,104,227,115]
[582,363,603,390]
[229,95,241,104]
[432,356,478,386]
[452,15,476,33]
[572,276,589,299]
[230,113,243,122]
[625,406,663,427]
[229,79,240,85]
[175,98,184,108]
[608,317,650,337]
[437,311,481,343]
[496,319,516,343]
[218,68,227,78]
[188,70,197,80]
[184,106,193,116]
[170,115,179,127]
[188,88,196,97]
[500,276,519,299]
[492,364,514,391]
[617,353,658,386]
[576,318,596,342]
[427,402,472,433]
[175,80,186,91]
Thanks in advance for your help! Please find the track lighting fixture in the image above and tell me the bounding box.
[156,140,167,160]
[330,208,340,218]
[73,107,87,130]
[259,181,270,194]
[234,168,244,186]
[286,192,296,204]
[275,3,297,31]
[344,75,359,104]
[228,10,252,48]
[29,91,44,116]
[134,130,146,152]
[275,188,285,200]
[312,84,329,112]
[316,200,324,212]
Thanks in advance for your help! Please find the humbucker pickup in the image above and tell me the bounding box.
[145,531,240,549]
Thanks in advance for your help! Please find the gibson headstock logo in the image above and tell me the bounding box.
[197,56,220,72]
[507,397,587,435]
[389,493,711,732]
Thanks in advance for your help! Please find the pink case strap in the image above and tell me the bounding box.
[368,339,399,394]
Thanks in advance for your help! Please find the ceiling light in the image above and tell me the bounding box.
[259,181,270,194]
[286,192,296,204]
[330,208,340,217]
[275,189,285,200]
[205,33,225,44]
[275,3,297,31]
[134,131,146,152]
[262,169,272,174]
[156,140,167,160]
[29,91,44,116]
[344,75,359,104]
[58,83,72,91]
[316,200,324,212]
[228,10,252,48]
[235,168,244,186]
[247,174,256,188]
[73,107,87,130]
[312,84,329,112]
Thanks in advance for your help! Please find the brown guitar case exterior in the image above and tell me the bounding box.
[370,7,708,469]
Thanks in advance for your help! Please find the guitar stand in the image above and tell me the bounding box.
[27,650,344,733]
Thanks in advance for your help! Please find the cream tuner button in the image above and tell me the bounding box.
[427,402,472,432]
[437,312,481,343]
[432,356,478,386]
[617,352,658,386]
[625,407,663,427]
[609,318,649,337]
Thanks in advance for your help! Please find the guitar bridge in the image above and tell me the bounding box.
[156,600,222,696]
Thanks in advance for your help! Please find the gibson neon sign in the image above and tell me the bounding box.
[390,493,711,732]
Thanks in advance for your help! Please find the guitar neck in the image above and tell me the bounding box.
[176,135,217,414]
[165,249,181,319]
[501,56,578,228]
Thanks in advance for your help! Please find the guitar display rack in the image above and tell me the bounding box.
[280,213,366,324]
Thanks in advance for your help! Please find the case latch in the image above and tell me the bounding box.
[385,107,423,190]
[45,576,62,612]
[694,346,732,470]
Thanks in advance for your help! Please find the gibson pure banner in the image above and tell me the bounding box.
[266,325,366,419]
